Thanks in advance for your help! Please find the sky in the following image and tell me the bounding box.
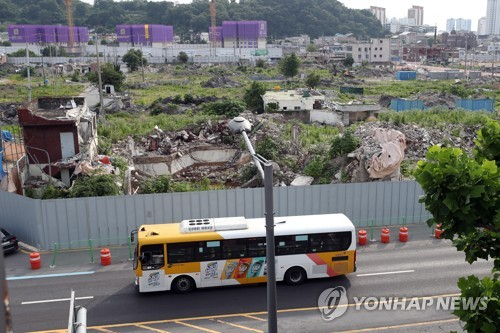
[80,0,487,31]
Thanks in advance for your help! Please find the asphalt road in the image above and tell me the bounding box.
[5,226,494,333]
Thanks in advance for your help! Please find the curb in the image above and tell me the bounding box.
[18,242,39,253]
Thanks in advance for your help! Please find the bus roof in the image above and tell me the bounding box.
[136,214,354,244]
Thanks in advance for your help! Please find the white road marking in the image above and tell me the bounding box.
[22,296,94,305]
[7,271,95,280]
[357,269,415,277]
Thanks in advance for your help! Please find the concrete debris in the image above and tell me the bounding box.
[290,175,314,186]
[201,76,242,88]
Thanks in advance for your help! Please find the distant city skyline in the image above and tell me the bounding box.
[338,0,485,31]
[80,0,486,32]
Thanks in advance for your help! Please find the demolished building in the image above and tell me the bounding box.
[17,96,98,186]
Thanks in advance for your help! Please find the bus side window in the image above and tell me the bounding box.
[198,241,222,261]
[248,237,266,257]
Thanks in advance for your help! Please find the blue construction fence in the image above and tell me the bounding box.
[455,99,495,112]
[390,99,425,111]
[395,71,417,80]
[340,86,364,94]
[391,98,495,112]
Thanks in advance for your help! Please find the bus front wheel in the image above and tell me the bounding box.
[284,267,307,285]
[172,276,195,293]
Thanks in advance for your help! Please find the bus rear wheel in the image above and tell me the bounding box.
[284,267,307,285]
[172,276,195,293]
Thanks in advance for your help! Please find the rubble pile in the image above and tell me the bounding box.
[201,76,242,88]
[0,103,21,123]
[416,91,458,108]
[344,121,480,182]
[354,67,395,78]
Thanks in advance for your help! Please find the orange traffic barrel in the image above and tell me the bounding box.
[435,224,443,239]
[381,228,390,243]
[399,227,409,242]
[100,248,111,266]
[29,252,41,270]
[358,230,367,246]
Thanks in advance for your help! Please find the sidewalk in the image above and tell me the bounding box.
[4,244,134,279]
[4,224,444,279]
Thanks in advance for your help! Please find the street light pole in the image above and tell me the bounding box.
[228,117,277,333]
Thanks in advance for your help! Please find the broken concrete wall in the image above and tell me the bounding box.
[134,147,239,176]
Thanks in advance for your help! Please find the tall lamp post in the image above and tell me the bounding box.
[228,117,277,333]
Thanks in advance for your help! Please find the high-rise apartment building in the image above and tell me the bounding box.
[486,0,500,35]
[478,17,487,35]
[446,18,472,32]
[408,6,424,26]
[370,6,386,26]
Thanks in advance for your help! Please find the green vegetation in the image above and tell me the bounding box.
[279,53,300,79]
[98,112,219,144]
[378,109,494,128]
[138,175,220,194]
[177,52,189,63]
[244,81,266,113]
[305,72,321,89]
[122,49,147,72]
[415,120,499,332]
[87,63,125,91]
[329,128,361,159]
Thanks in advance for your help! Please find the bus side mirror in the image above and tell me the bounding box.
[131,229,138,242]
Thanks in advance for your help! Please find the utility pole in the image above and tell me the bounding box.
[139,35,145,82]
[95,34,105,123]
[26,41,31,102]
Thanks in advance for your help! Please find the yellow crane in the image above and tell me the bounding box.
[210,0,216,51]
[64,0,75,48]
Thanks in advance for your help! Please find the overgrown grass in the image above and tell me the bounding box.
[378,108,496,127]
[98,112,221,143]
[282,122,340,149]
[0,75,85,103]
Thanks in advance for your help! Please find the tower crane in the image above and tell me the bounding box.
[210,0,216,51]
[64,0,75,48]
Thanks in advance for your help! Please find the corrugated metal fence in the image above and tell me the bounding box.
[0,181,430,250]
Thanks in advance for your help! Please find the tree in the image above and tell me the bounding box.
[87,63,125,91]
[243,81,266,113]
[122,49,146,72]
[8,49,37,57]
[41,45,58,57]
[414,120,499,332]
[177,51,189,63]
[279,53,300,79]
[343,56,354,67]
[306,43,318,52]
[305,72,321,89]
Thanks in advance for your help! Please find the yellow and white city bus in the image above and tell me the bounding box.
[131,214,356,293]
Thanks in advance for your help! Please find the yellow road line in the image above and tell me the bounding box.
[30,293,462,332]
[243,314,267,322]
[333,318,460,333]
[210,318,264,332]
[135,323,171,333]
[90,328,116,332]
[174,321,220,333]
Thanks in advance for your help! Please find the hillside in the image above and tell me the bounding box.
[0,0,386,39]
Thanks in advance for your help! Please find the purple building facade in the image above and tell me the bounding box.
[215,21,267,48]
[8,25,89,44]
[115,24,174,46]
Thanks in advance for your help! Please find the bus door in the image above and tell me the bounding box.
[139,244,167,292]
